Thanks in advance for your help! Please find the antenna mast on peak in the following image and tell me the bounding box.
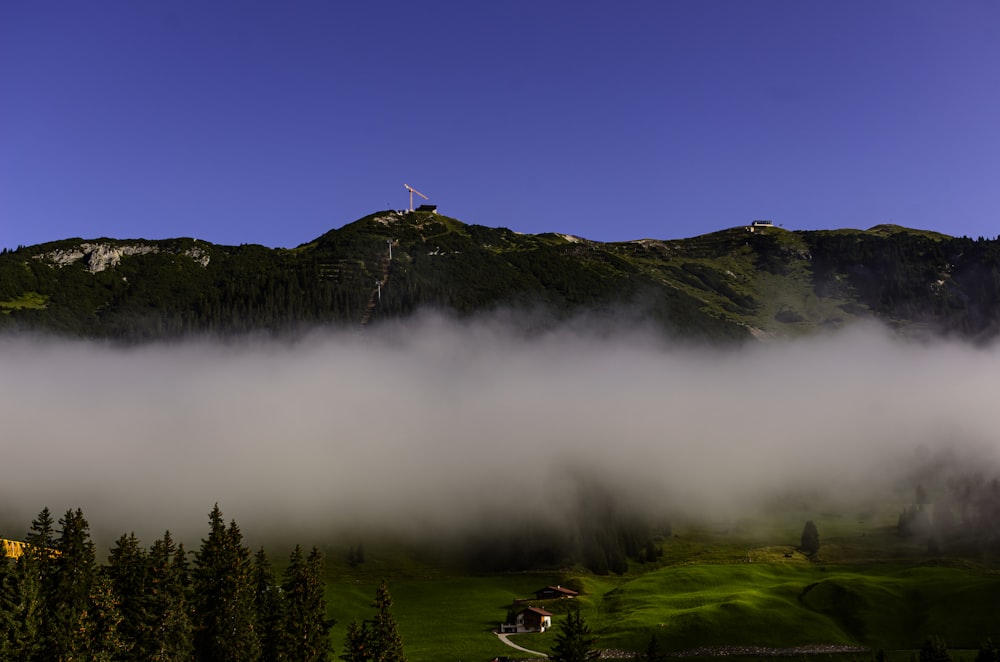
[403,184,428,212]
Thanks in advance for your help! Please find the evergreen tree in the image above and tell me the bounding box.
[75,571,127,662]
[371,580,406,662]
[145,532,194,662]
[253,547,284,662]
[800,520,820,556]
[107,532,150,660]
[193,505,260,662]
[0,554,41,658]
[0,555,16,658]
[26,507,56,549]
[347,544,366,568]
[2,551,43,659]
[340,620,373,662]
[40,508,97,660]
[20,506,56,660]
[280,545,333,661]
[550,610,599,662]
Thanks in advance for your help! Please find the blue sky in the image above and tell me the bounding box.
[2,1,998,250]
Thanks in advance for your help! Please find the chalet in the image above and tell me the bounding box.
[535,585,579,600]
[415,204,438,214]
[748,219,774,233]
[516,607,553,633]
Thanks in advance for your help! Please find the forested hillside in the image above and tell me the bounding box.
[3,212,999,342]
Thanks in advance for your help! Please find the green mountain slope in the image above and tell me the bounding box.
[3,212,999,341]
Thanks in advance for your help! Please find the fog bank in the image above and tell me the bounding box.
[1,315,997,545]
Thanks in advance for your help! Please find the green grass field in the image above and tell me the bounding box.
[330,563,1000,660]
[314,512,1000,662]
[0,291,47,313]
[325,573,563,660]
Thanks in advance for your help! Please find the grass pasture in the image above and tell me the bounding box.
[321,563,1000,661]
[580,563,1000,652]
[325,574,564,661]
[315,512,1000,662]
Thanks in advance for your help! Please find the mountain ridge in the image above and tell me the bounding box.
[2,211,998,342]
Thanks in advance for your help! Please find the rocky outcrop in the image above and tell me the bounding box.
[34,242,210,272]
[184,246,210,267]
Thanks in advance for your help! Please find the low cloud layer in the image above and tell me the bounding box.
[2,315,998,546]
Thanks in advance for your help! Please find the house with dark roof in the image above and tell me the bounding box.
[498,606,554,634]
[535,585,579,600]
[515,607,553,633]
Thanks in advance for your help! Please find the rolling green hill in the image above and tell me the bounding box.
[3,212,1000,341]
[318,511,1000,661]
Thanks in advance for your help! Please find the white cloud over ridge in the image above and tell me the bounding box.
[1,314,997,546]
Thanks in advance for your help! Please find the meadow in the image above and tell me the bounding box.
[315,507,1000,661]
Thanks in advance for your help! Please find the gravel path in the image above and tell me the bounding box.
[495,632,548,657]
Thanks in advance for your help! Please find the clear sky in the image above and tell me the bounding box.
[2,1,998,250]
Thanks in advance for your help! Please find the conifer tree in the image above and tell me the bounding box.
[280,545,333,661]
[193,505,260,662]
[348,544,367,567]
[307,546,334,658]
[550,610,599,662]
[337,580,403,662]
[42,508,97,660]
[2,549,43,659]
[107,532,150,659]
[800,520,820,556]
[75,571,127,662]
[253,547,284,662]
[0,554,40,658]
[0,555,15,658]
[21,506,56,661]
[146,532,194,662]
[340,620,373,662]
[371,580,406,662]
[26,508,55,549]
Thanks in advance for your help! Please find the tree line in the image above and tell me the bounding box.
[807,231,1000,339]
[458,478,667,575]
[0,505,405,662]
[898,473,1000,555]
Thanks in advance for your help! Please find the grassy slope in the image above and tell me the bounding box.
[319,551,564,661]
[608,226,866,338]
[0,291,48,312]
[579,563,1000,652]
[315,509,1000,661]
